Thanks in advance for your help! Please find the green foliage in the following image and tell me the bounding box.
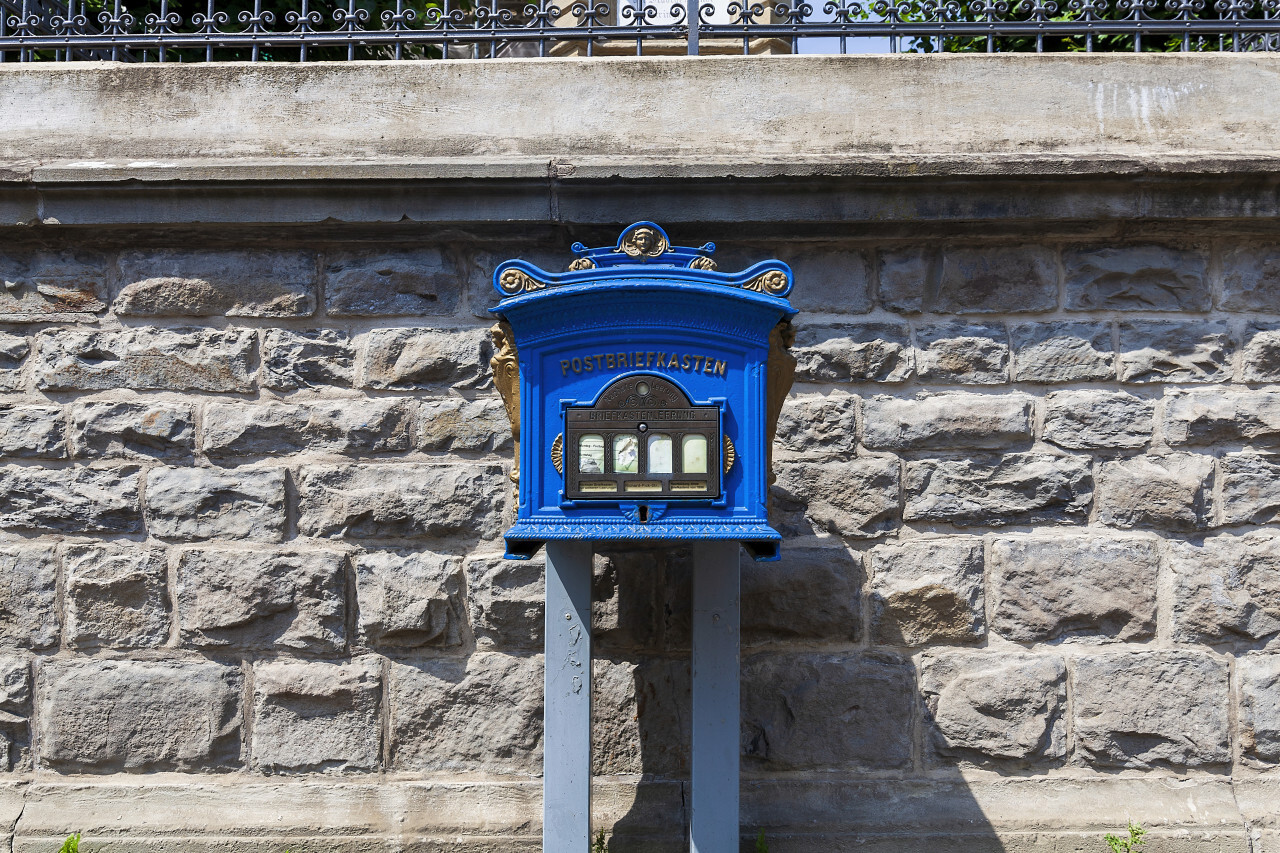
[755,829,769,853]
[592,828,607,853]
[58,834,80,853]
[1105,821,1148,853]
[849,0,1247,54]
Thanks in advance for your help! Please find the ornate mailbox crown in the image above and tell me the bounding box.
[489,222,796,561]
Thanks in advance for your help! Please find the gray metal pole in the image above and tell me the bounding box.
[690,540,741,853]
[687,0,699,55]
[544,540,594,852]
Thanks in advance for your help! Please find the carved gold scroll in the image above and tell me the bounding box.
[489,321,520,503]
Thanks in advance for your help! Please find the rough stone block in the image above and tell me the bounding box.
[419,398,512,453]
[1072,651,1229,769]
[251,657,381,773]
[0,656,29,708]
[114,249,316,317]
[771,457,899,541]
[1042,390,1153,450]
[904,452,1091,527]
[0,654,28,767]
[915,323,1008,384]
[792,323,912,383]
[742,652,913,770]
[989,535,1158,643]
[1243,323,1280,383]
[0,333,29,391]
[868,538,984,646]
[0,250,106,319]
[202,400,413,458]
[1164,390,1280,446]
[145,466,285,542]
[354,550,464,648]
[862,392,1032,451]
[360,327,492,391]
[466,553,543,651]
[64,544,169,650]
[1118,321,1233,383]
[0,465,140,534]
[0,406,64,458]
[593,657,690,776]
[777,247,873,314]
[775,393,858,457]
[70,401,194,461]
[298,463,504,541]
[464,246,565,319]
[35,328,257,392]
[1240,654,1280,763]
[1221,244,1280,312]
[1011,321,1114,383]
[36,658,241,772]
[742,545,861,644]
[592,546,691,653]
[1223,453,1280,525]
[920,651,1066,765]
[390,653,542,773]
[0,545,58,649]
[880,246,1056,314]
[877,247,933,314]
[325,249,461,317]
[939,245,1058,313]
[1064,244,1209,311]
[261,329,355,390]
[177,547,346,652]
[1170,532,1280,647]
[1097,453,1212,532]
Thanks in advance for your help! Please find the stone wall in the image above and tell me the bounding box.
[4,54,1280,853]
[0,228,1275,850]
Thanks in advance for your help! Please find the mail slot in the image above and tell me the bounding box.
[488,221,797,561]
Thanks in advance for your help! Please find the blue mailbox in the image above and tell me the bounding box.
[489,223,798,853]
[488,221,798,562]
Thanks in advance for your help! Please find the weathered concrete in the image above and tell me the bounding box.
[4,56,1280,184]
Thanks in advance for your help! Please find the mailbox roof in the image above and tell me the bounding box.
[489,222,797,321]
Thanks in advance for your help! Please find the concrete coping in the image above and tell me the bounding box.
[3,54,1280,185]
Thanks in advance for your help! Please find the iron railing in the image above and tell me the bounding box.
[1,0,1277,59]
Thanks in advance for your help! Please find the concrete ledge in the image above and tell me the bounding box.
[3,54,1280,184]
[4,172,1280,233]
[9,776,1272,852]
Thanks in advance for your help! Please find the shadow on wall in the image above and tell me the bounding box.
[588,542,1005,853]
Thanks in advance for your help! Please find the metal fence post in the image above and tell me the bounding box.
[687,0,699,55]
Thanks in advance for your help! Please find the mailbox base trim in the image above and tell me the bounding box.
[503,522,781,562]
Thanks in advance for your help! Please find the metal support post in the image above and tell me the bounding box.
[690,540,741,853]
[544,540,595,852]
[686,0,699,54]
